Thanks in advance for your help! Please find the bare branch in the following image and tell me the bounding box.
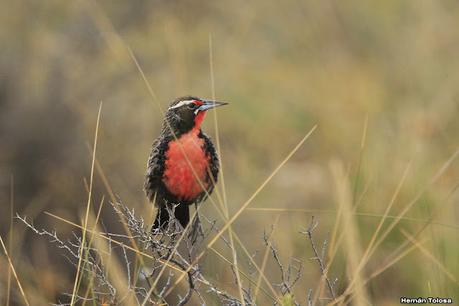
[301,216,336,301]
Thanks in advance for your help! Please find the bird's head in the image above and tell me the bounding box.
[163,96,228,135]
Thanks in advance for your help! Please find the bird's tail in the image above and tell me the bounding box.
[153,203,190,230]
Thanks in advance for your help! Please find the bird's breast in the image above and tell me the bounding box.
[162,131,210,201]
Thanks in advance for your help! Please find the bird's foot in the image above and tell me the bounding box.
[189,213,205,244]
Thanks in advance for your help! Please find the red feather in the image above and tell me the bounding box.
[162,111,209,200]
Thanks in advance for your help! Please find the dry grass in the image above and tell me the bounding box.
[2,0,459,305]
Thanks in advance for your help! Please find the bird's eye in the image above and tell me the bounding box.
[188,103,199,109]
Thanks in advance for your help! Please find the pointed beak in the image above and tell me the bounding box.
[197,100,228,112]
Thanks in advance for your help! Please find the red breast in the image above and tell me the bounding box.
[162,127,210,201]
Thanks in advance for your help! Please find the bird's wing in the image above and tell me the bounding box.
[144,136,170,203]
[198,132,220,203]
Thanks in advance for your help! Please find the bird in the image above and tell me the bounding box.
[144,96,227,232]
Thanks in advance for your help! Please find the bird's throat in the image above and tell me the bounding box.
[193,111,206,131]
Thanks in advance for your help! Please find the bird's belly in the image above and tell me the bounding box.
[162,133,210,201]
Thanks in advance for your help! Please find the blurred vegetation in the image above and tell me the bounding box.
[1,0,459,304]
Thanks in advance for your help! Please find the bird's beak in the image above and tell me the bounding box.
[197,100,229,112]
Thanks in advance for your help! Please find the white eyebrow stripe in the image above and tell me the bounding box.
[168,100,195,110]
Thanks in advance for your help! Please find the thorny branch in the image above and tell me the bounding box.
[301,216,337,302]
[263,226,303,306]
[18,203,337,305]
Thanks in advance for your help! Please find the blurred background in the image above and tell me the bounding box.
[1,0,459,304]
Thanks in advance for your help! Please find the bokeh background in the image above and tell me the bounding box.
[1,0,459,305]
